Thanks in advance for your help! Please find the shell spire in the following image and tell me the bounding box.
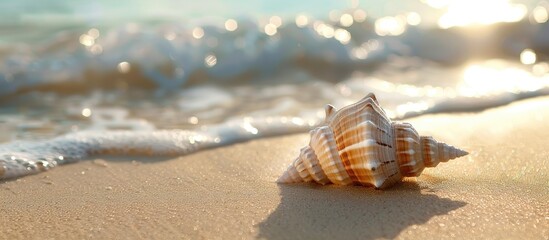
[278,93,469,189]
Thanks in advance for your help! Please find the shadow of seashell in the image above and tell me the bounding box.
[257,182,466,240]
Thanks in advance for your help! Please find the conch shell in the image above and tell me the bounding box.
[278,93,468,189]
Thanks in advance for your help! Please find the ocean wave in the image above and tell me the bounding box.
[1,17,548,96]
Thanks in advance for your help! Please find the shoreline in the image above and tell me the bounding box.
[1,96,548,239]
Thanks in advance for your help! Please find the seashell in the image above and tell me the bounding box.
[278,93,468,189]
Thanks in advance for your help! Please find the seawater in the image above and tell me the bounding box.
[1,4,549,180]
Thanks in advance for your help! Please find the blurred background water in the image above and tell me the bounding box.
[1,0,549,179]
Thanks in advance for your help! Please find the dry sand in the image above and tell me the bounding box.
[1,97,548,240]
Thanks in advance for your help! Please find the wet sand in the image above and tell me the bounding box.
[1,97,548,239]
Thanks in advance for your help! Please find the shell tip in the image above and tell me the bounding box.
[457,149,469,157]
[324,104,336,120]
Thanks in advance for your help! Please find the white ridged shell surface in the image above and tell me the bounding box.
[278,93,468,189]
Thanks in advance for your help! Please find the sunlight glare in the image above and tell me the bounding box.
[406,12,422,26]
[459,62,549,97]
[334,28,351,44]
[314,22,335,38]
[224,19,238,31]
[81,108,92,117]
[295,15,309,27]
[421,0,451,9]
[269,16,282,27]
[375,16,406,36]
[437,0,527,29]
[533,6,549,23]
[192,27,204,39]
[264,23,278,36]
[340,13,354,27]
[520,49,536,65]
[79,34,94,47]
[88,28,100,38]
[533,62,549,75]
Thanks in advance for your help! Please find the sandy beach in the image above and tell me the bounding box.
[1,96,548,240]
